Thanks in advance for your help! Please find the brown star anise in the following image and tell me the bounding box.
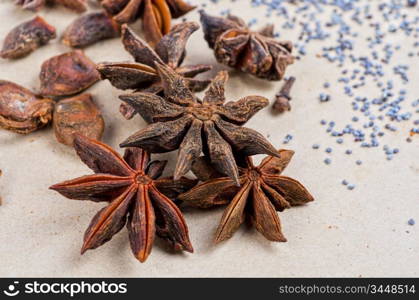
[50,135,196,262]
[200,10,294,81]
[97,22,212,119]
[98,0,195,46]
[119,62,279,185]
[15,0,87,12]
[178,150,314,243]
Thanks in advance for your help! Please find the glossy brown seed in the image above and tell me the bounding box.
[15,0,87,12]
[200,10,294,81]
[53,94,105,146]
[0,80,54,134]
[1,16,56,60]
[178,150,314,244]
[98,0,196,46]
[39,50,100,97]
[119,63,278,185]
[62,12,120,48]
[50,135,196,262]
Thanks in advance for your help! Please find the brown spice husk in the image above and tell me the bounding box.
[97,22,212,119]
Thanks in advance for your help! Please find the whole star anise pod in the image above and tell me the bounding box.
[97,22,212,119]
[119,62,279,185]
[15,0,87,12]
[50,135,196,262]
[200,10,294,81]
[178,150,314,243]
[98,0,195,46]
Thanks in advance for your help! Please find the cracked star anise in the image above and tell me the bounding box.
[15,0,87,12]
[98,0,195,46]
[178,150,314,243]
[50,134,196,262]
[97,21,211,119]
[119,62,279,185]
[200,10,294,81]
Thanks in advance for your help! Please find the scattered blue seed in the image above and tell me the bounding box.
[347,184,356,190]
[408,218,415,226]
[325,147,332,153]
[312,144,320,149]
[324,158,332,165]
[356,160,362,165]
[342,179,348,185]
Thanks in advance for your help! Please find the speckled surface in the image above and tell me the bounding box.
[0,1,418,277]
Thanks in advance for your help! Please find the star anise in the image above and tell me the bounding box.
[50,135,196,262]
[0,80,54,134]
[178,150,314,243]
[97,22,212,119]
[119,62,279,185]
[200,10,294,81]
[15,0,87,12]
[98,0,195,46]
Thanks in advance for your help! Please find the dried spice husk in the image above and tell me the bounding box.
[97,22,212,119]
[178,150,314,243]
[53,94,105,146]
[62,12,121,48]
[119,63,279,185]
[0,80,54,134]
[50,135,197,262]
[15,0,87,12]
[0,16,56,60]
[40,50,100,97]
[98,0,195,46]
[200,10,294,81]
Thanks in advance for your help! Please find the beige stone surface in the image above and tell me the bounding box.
[0,1,418,277]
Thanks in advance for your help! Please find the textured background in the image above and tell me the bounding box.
[0,0,418,277]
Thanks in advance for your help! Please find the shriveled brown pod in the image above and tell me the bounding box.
[200,10,294,81]
[15,0,45,12]
[0,16,56,59]
[62,12,120,48]
[15,0,87,13]
[39,50,100,97]
[0,80,54,134]
[53,94,105,146]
